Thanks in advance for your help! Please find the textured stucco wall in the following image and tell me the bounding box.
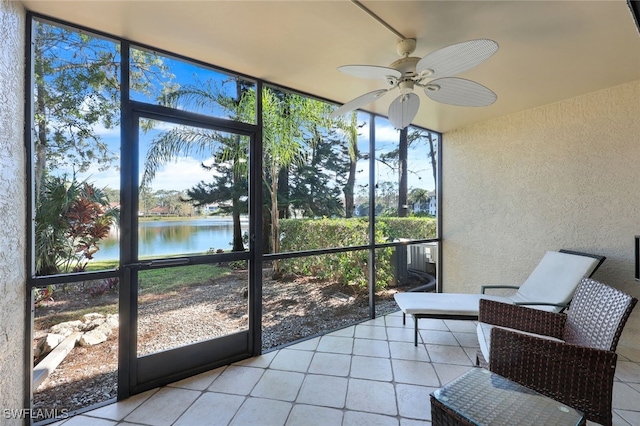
[0,0,27,420]
[443,79,640,348]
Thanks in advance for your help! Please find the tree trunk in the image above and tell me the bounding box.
[271,165,281,272]
[398,128,408,217]
[429,133,437,190]
[231,195,244,251]
[344,160,356,218]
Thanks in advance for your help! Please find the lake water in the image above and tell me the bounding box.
[93,218,249,261]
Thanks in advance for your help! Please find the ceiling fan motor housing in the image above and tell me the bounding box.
[396,38,417,57]
[390,56,420,76]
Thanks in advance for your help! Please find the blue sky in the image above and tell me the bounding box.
[69,48,436,196]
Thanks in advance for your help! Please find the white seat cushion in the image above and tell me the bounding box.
[476,322,563,362]
[394,293,510,316]
[509,251,598,312]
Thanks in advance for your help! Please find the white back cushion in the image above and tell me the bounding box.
[509,251,598,311]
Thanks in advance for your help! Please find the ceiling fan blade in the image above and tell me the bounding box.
[416,39,498,79]
[424,77,497,107]
[329,89,390,118]
[338,65,402,80]
[388,93,420,129]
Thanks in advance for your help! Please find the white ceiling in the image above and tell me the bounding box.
[20,0,640,133]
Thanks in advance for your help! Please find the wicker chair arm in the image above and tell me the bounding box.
[489,327,617,426]
[481,285,519,294]
[478,299,566,338]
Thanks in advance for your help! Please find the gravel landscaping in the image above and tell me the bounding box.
[32,267,401,421]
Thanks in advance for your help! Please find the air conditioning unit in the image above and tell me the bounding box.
[408,242,438,273]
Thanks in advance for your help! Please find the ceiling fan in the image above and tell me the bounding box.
[329,38,499,129]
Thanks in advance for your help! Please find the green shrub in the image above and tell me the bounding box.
[278,217,435,290]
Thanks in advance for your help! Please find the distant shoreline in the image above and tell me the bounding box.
[138,215,249,222]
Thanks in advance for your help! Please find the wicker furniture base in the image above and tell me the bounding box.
[430,368,585,426]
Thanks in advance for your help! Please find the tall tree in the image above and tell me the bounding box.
[33,20,170,273]
[261,89,332,262]
[33,21,171,196]
[334,111,363,218]
[185,142,249,251]
[287,125,345,218]
[142,77,252,252]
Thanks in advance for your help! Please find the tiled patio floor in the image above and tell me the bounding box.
[52,310,640,426]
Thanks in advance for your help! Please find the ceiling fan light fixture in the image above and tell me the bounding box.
[399,80,414,95]
[388,92,420,130]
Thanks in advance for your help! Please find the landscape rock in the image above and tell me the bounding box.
[50,320,84,337]
[34,333,65,358]
[79,317,106,332]
[105,314,118,328]
[83,313,105,322]
[78,330,108,347]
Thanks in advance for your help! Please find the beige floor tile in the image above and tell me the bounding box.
[328,326,356,338]
[287,337,321,351]
[124,387,200,426]
[615,409,640,425]
[208,365,265,395]
[452,332,478,348]
[462,346,480,364]
[51,316,640,426]
[285,404,343,426]
[353,338,390,358]
[233,350,277,368]
[389,341,431,362]
[308,352,352,376]
[386,326,418,343]
[168,366,226,390]
[396,383,436,421]
[443,319,477,333]
[316,335,354,354]
[230,397,292,426]
[385,314,408,328]
[354,324,388,340]
[346,378,398,416]
[350,355,393,381]
[58,416,117,426]
[270,348,314,372]
[343,410,399,425]
[367,316,388,327]
[392,359,440,387]
[296,374,348,408]
[613,382,640,410]
[425,344,474,366]
[615,360,640,383]
[45,420,68,426]
[417,318,448,331]
[419,330,459,346]
[628,382,640,393]
[250,369,305,402]
[400,418,432,426]
[82,388,158,421]
[174,392,245,426]
[432,364,472,386]
[617,345,640,363]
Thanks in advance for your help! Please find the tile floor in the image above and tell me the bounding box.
[51,311,640,426]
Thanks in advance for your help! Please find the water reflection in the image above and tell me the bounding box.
[93,218,249,260]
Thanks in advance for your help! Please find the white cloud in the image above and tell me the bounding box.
[144,156,219,192]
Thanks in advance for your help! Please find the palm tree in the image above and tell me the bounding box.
[335,111,362,218]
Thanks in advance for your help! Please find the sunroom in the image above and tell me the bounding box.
[1,1,640,425]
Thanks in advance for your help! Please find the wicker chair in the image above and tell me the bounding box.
[476,277,637,426]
